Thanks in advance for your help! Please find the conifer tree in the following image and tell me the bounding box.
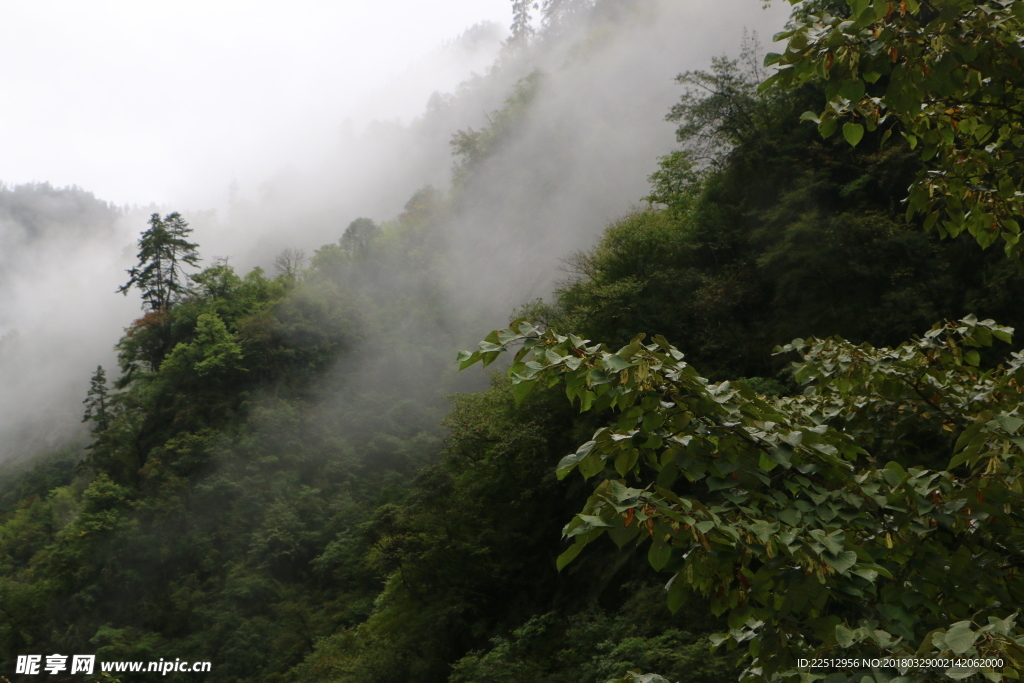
[82,365,112,432]
[508,0,535,51]
[118,212,200,310]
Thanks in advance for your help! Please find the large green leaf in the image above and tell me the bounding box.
[843,122,864,147]
[944,623,976,655]
[556,543,584,571]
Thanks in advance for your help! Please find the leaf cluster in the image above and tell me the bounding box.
[767,0,1024,256]
[461,314,1024,681]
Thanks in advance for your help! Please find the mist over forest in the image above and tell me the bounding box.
[4,0,1024,682]
[0,0,786,465]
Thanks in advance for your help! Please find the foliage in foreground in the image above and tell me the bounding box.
[769,0,1024,257]
[460,314,1024,682]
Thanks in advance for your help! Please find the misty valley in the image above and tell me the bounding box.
[4,1,1024,682]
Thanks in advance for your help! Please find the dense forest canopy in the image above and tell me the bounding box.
[3,1,1024,682]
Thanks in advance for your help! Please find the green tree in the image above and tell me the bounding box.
[118,212,201,310]
[159,313,245,384]
[82,365,112,433]
[667,37,772,169]
[508,0,535,51]
[340,218,381,258]
[766,0,1024,256]
[450,72,544,186]
[460,316,1024,682]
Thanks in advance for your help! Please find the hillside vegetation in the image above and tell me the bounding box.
[3,1,1024,682]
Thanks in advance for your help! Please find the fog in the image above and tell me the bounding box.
[0,185,142,460]
[0,0,794,465]
[0,0,511,207]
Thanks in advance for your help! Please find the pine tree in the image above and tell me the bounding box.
[508,0,535,51]
[82,365,112,432]
[117,212,200,310]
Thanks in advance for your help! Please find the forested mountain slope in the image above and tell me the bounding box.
[3,1,1024,682]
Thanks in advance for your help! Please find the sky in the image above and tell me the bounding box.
[0,0,511,208]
